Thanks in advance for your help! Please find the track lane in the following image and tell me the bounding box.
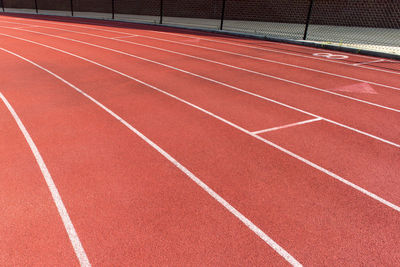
[0,92,79,266]
[1,19,399,111]
[0,48,292,266]
[0,28,313,132]
[2,16,400,94]
[2,29,400,265]
[1,26,399,147]
[1,14,399,85]
[259,120,400,205]
[1,29,399,206]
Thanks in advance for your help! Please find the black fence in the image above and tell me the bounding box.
[1,0,399,53]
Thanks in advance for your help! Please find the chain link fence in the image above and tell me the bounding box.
[1,0,399,56]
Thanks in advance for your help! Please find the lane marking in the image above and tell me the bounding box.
[312,53,349,60]
[1,31,399,150]
[0,92,91,267]
[2,24,400,113]
[1,44,399,214]
[0,48,302,266]
[1,20,400,96]
[252,118,322,135]
[1,16,399,77]
[155,32,400,76]
[110,35,138,39]
[352,59,386,66]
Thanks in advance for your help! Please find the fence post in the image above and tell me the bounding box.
[159,0,164,24]
[34,0,38,13]
[220,0,226,30]
[112,0,115,19]
[303,0,315,40]
[70,0,74,16]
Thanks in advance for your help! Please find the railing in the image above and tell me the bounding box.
[1,0,399,56]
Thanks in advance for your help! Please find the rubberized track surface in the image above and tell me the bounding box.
[0,13,399,266]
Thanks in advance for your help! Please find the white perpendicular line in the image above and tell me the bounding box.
[1,19,400,91]
[252,118,322,135]
[352,59,386,66]
[0,92,91,267]
[0,47,302,267]
[1,44,399,215]
[1,30,399,149]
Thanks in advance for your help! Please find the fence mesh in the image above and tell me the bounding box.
[162,0,223,29]
[114,0,160,24]
[1,0,399,56]
[37,0,70,12]
[307,0,400,54]
[3,0,36,10]
[223,0,310,39]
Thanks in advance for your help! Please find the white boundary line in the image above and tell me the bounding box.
[252,118,322,135]
[0,17,399,78]
[1,31,398,149]
[4,15,397,76]
[0,47,302,266]
[155,31,400,76]
[1,41,399,214]
[352,59,386,66]
[110,35,138,39]
[1,19,399,93]
[0,92,91,267]
[1,23,399,113]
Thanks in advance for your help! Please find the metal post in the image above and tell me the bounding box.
[34,0,38,13]
[70,0,74,16]
[112,0,115,19]
[303,0,315,40]
[220,0,226,30]
[159,0,163,24]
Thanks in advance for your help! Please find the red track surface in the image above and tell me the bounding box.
[0,13,399,266]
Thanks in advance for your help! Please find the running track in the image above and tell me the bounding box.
[0,13,399,266]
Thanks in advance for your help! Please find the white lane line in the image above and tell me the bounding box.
[1,20,399,95]
[110,35,138,39]
[1,16,399,77]
[1,31,399,150]
[126,34,400,92]
[2,24,400,114]
[1,43,399,215]
[0,48,302,266]
[352,59,386,66]
[252,118,322,135]
[0,92,91,267]
[5,25,39,29]
[156,31,400,76]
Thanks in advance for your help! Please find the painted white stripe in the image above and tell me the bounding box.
[4,19,400,93]
[2,21,400,99]
[1,46,399,215]
[0,31,398,150]
[125,34,400,92]
[110,35,138,39]
[352,59,385,66]
[1,16,399,77]
[252,118,322,135]
[0,92,91,267]
[0,48,302,266]
[156,31,400,76]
